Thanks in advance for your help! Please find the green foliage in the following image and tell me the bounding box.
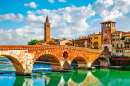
[49,41,55,43]
[121,37,125,40]
[63,38,66,39]
[82,44,85,47]
[28,39,39,45]
[55,39,59,41]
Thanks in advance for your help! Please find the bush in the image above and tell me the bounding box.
[28,39,39,45]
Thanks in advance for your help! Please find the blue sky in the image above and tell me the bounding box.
[0,0,130,45]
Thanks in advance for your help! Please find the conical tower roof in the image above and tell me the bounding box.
[45,15,49,23]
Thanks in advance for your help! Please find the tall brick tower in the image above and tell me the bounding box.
[44,15,50,42]
[101,21,116,52]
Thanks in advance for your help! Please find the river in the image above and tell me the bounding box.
[0,57,130,86]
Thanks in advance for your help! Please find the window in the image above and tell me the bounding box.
[109,23,110,27]
[47,25,50,27]
[94,46,98,49]
[116,34,119,36]
[112,35,115,37]
[104,38,107,41]
[121,44,122,48]
[128,45,129,48]
[94,42,98,45]
[112,39,115,41]
[116,38,119,41]
[105,30,107,33]
[117,44,118,48]
[94,37,98,39]
[116,50,119,53]
[120,50,121,53]
[106,23,107,27]
[112,44,114,47]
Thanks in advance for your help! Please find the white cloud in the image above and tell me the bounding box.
[0,13,24,22]
[59,0,66,2]
[26,5,95,39]
[90,0,130,34]
[24,2,38,9]
[48,0,55,4]
[0,26,44,45]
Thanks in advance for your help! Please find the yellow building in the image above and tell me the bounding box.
[124,34,130,57]
[111,31,126,56]
[90,33,101,50]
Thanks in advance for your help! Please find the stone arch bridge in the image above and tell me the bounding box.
[0,45,110,76]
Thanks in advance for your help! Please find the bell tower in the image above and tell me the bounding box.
[44,15,50,42]
[101,21,116,52]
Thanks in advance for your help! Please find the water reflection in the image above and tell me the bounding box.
[5,70,100,86]
[1,57,130,86]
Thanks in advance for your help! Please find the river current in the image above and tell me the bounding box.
[0,57,130,86]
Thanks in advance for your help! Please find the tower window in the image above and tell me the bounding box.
[106,23,107,27]
[109,23,110,27]
[105,30,107,33]
[47,25,50,27]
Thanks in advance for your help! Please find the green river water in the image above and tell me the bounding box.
[0,57,130,86]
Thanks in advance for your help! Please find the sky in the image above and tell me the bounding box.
[0,0,130,45]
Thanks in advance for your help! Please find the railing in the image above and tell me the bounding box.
[125,41,130,44]
[115,47,124,49]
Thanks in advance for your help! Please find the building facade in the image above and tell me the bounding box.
[101,21,116,52]
[90,33,101,50]
[112,31,126,56]
[124,34,130,57]
[72,36,91,48]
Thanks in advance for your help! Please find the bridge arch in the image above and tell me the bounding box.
[91,57,109,67]
[33,54,62,72]
[71,56,87,69]
[0,55,24,75]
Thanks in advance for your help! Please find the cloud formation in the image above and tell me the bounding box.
[48,0,55,4]
[24,2,38,9]
[0,0,130,45]
[59,0,66,2]
[0,26,44,45]
[26,5,95,39]
[0,13,24,22]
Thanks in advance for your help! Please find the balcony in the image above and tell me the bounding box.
[125,41,130,44]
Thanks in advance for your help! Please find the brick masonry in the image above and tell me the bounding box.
[0,45,110,76]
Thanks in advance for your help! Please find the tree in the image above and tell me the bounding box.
[63,38,66,40]
[28,39,39,45]
[55,39,59,41]
[49,41,55,43]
